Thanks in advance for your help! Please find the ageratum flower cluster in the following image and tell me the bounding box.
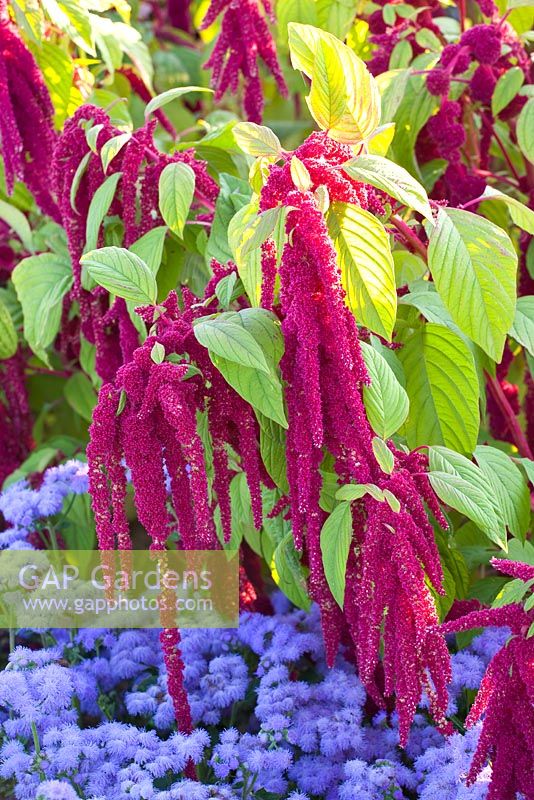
[0,594,507,799]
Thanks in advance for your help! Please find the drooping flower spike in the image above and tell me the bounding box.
[88,272,270,734]
[52,105,219,382]
[441,559,534,800]
[259,131,451,743]
[200,0,287,122]
[0,8,59,219]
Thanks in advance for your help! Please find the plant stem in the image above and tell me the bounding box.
[390,215,428,261]
[459,0,466,31]
[485,371,533,459]
[473,168,520,190]
[482,118,522,184]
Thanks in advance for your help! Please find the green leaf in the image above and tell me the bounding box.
[428,208,517,361]
[415,28,442,51]
[328,202,396,339]
[0,297,18,360]
[86,123,104,154]
[360,341,408,438]
[316,0,354,38]
[228,204,263,306]
[150,342,165,364]
[517,98,534,164]
[224,473,255,551]
[129,227,167,276]
[393,251,427,285]
[510,296,534,355]
[492,66,524,115]
[314,185,330,213]
[233,122,283,157]
[144,86,213,118]
[158,162,195,238]
[41,0,94,54]
[389,69,438,178]
[257,413,289,492]
[215,273,238,308]
[70,151,91,212]
[80,246,157,305]
[428,446,507,549]
[207,174,251,265]
[0,200,33,251]
[389,39,413,69]
[398,323,479,453]
[64,373,97,422]
[236,308,284,364]
[85,172,122,253]
[474,445,530,541]
[12,253,73,364]
[335,483,385,501]
[383,489,401,513]
[290,156,313,192]
[518,457,534,486]
[279,0,318,42]
[342,155,433,221]
[372,436,395,474]
[492,577,533,608]
[320,501,353,607]
[114,22,153,92]
[210,352,287,428]
[272,533,311,611]
[376,69,410,123]
[240,206,285,257]
[308,35,346,131]
[61,493,96,550]
[288,23,381,145]
[194,315,271,373]
[480,186,534,235]
[101,133,131,173]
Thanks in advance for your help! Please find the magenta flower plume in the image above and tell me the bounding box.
[52,105,219,382]
[88,274,267,554]
[491,557,534,582]
[88,275,272,737]
[0,15,59,219]
[0,352,32,487]
[460,24,502,65]
[442,585,534,800]
[200,0,287,122]
[259,132,451,741]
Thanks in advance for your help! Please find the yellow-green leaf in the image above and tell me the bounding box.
[290,156,312,193]
[288,23,381,145]
[517,98,534,164]
[428,208,517,361]
[233,122,283,158]
[328,202,396,339]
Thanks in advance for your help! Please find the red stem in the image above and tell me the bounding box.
[390,215,429,261]
[485,371,533,459]
[459,0,466,31]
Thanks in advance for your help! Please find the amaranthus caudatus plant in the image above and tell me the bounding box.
[0,1,534,797]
